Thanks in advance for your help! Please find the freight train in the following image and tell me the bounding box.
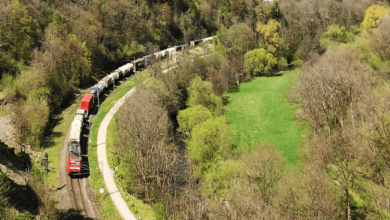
[67,36,216,176]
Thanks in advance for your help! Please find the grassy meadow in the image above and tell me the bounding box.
[225,70,306,165]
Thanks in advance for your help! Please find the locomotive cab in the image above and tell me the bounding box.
[67,141,82,176]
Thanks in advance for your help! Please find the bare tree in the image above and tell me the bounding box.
[144,42,162,78]
[115,88,178,207]
[294,49,372,134]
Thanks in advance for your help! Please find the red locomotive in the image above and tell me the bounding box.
[67,109,85,176]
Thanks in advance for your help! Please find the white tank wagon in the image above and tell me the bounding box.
[110,71,119,80]
[117,63,133,76]
[69,117,83,142]
[165,47,176,59]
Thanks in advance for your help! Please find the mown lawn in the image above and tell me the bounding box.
[224,70,306,165]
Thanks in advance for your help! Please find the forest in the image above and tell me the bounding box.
[1,0,390,219]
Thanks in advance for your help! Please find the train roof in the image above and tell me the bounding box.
[102,76,111,82]
[132,58,144,63]
[68,141,81,159]
[81,93,94,102]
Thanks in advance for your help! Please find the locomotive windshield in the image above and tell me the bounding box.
[68,141,81,159]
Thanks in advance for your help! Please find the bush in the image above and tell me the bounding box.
[244,48,277,76]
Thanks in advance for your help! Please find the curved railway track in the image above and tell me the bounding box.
[69,177,88,216]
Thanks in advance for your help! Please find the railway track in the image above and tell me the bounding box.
[69,176,89,218]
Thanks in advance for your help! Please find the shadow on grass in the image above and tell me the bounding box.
[223,85,240,106]
[58,209,95,220]
[45,131,63,148]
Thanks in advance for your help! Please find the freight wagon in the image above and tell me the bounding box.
[80,93,94,112]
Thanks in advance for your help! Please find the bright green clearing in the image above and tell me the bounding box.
[225,70,306,165]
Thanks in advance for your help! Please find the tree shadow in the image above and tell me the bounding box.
[0,142,31,172]
[6,176,39,215]
[57,209,95,220]
[45,131,63,148]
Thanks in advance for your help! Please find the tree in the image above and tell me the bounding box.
[320,24,352,49]
[241,142,285,204]
[244,48,277,76]
[295,49,372,134]
[277,57,288,70]
[0,0,40,62]
[115,88,178,207]
[256,19,282,52]
[371,15,390,61]
[187,76,223,116]
[179,13,194,45]
[162,2,172,25]
[177,105,212,134]
[361,5,389,32]
[186,116,232,177]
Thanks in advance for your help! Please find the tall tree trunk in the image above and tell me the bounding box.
[346,188,351,220]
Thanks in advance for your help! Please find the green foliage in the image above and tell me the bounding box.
[320,24,349,49]
[0,171,13,219]
[187,116,233,177]
[292,49,303,67]
[349,36,383,69]
[256,19,282,50]
[152,202,167,220]
[177,105,212,134]
[277,57,288,70]
[82,41,92,66]
[361,5,389,32]
[187,76,223,115]
[14,92,50,147]
[109,36,145,61]
[244,48,277,75]
[0,0,40,62]
[203,160,243,197]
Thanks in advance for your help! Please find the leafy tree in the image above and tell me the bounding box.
[203,160,242,197]
[186,116,232,177]
[256,19,282,52]
[177,105,212,134]
[244,48,277,75]
[0,0,40,62]
[361,5,389,32]
[277,57,288,70]
[320,24,350,49]
[292,49,303,67]
[187,76,223,116]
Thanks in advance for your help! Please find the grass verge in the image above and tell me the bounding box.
[224,70,307,165]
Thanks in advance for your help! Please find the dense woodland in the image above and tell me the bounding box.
[1,0,390,219]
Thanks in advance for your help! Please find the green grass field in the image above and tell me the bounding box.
[225,70,306,165]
